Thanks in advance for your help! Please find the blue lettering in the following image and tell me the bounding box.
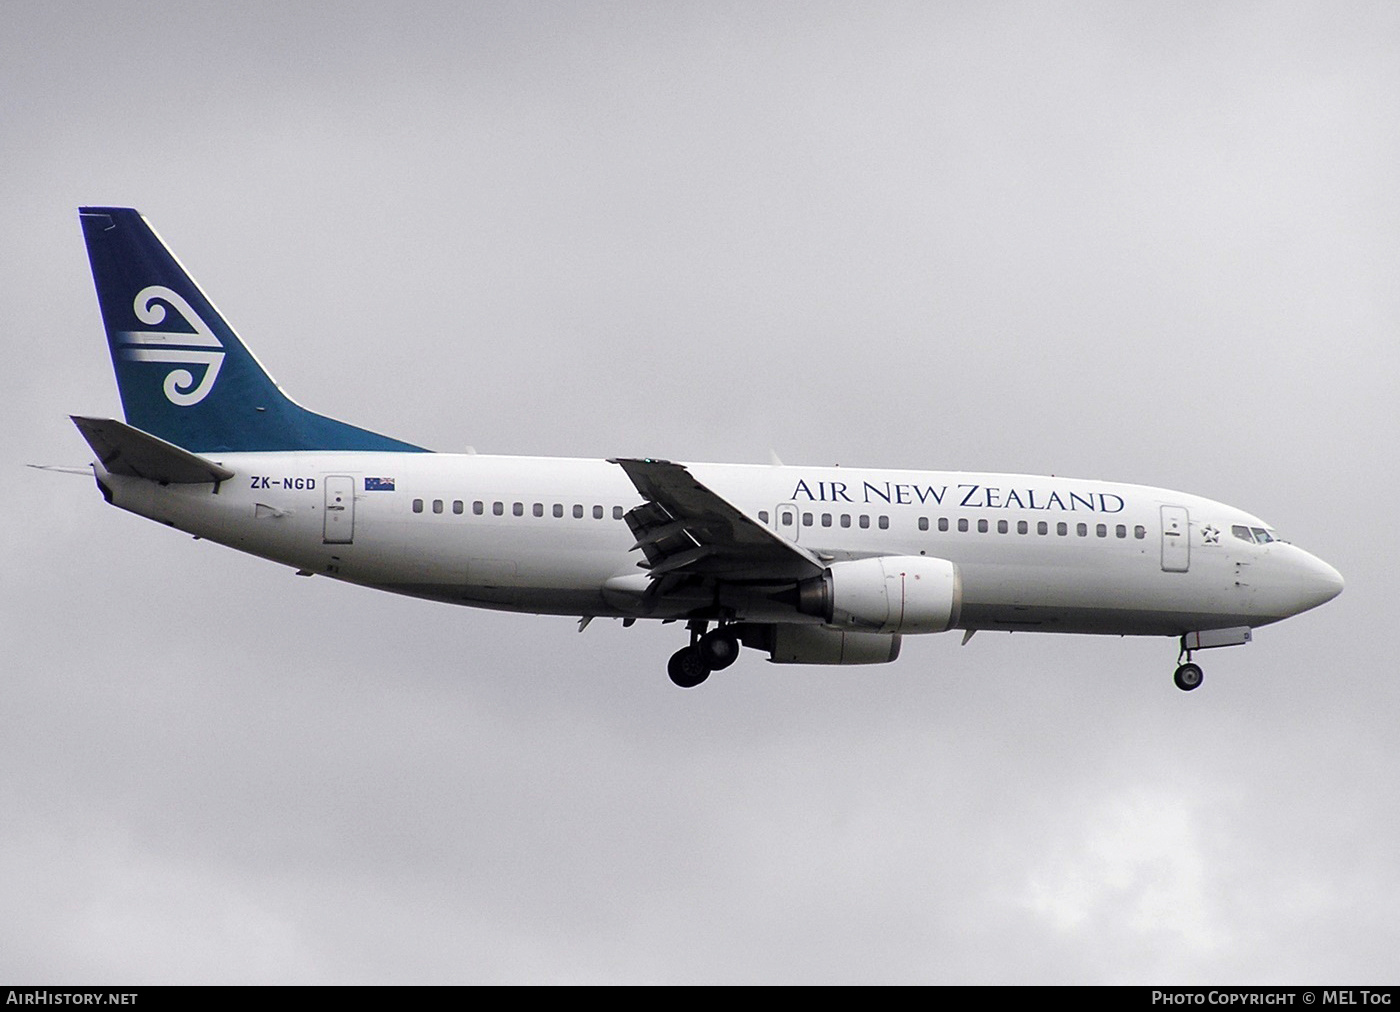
[792,476,1116,513]
[864,481,892,504]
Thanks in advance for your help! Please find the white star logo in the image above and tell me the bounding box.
[1201,524,1220,544]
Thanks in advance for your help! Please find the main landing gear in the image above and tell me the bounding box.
[667,621,740,688]
[1174,637,1204,692]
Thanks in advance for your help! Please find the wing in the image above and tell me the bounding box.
[611,457,825,583]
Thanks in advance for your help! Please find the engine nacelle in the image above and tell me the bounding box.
[796,556,962,634]
[738,624,903,665]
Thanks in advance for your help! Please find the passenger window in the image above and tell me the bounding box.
[412,499,424,513]
[1057,522,1067,536]
[1037,521,1048,535]
[573,505,584,518]
[1115,525,1126,538]
[759,510,769,524]
[433,499,444,514]
[613,506,624,520]
[1017,521,1028,534]
[1134,526,1146,539]
[1096,524,1107,538]
[841,514,851,528]
[533,503,544,517]
[977,519,988,533]
[473,501,484,515]
[493,502,504,516]
[938,518,949,532]
[453,500,464,514]
[918,517,929,531]
[1077,523,1088,537]
[513,502,524,517]
[553,504,564,518]
[822,513,833,528]
[958,518,969,533]
[859,515,870,529]
[997,520,1008,534]
[593,505,604,519]
[878,516,889,530]
[802,513,813,526]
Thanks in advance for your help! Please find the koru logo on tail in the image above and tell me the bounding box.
[117,285,225,406]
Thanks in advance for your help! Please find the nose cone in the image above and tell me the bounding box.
[1288,548,1344,615]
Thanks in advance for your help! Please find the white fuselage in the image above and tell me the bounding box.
[94,452,1344,639]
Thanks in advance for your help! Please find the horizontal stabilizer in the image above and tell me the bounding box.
[71,415,234,484]
[26,464,94,476]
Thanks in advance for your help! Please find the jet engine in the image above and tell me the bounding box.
[795,555,962,634]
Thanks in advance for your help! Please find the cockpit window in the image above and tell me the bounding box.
[1232,525,1278,545]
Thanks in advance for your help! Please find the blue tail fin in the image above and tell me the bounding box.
[79,207,427,453]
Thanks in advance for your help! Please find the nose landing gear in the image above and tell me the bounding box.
[1174,637,1204,691]
[1173,661,1204,691]
[1170,627,1254,690]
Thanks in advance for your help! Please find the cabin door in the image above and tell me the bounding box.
[324,475,355,544]
[1160,505,1189,572]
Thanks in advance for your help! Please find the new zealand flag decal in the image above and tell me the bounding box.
[364,477,396,491]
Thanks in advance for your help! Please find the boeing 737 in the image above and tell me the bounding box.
[69,207,1343,690]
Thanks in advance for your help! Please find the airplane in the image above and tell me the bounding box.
[68,206,1343,691]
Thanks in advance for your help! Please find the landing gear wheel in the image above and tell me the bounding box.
[1174,662,1204,692]
[668,646,711,688]
[698,629,740,671]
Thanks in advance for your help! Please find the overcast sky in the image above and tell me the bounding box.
[2,1,1396,984]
